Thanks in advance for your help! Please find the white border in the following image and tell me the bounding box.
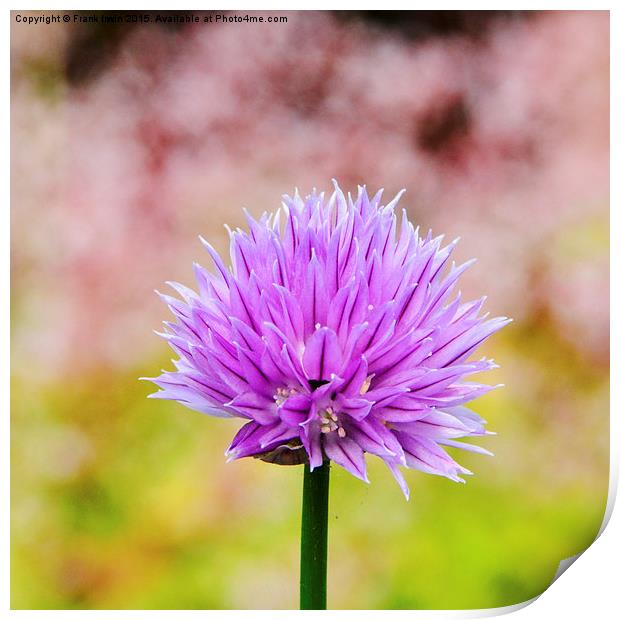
[5,2,616,617]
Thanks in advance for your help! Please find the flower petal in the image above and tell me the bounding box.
[335,395,373,421]
[300,407,324,470]
[226,421,295,460]
[303,326,343,382]
[324,434,368,482]
[279,393,312,426]
[395,432,471,482]
[226,391,277,424]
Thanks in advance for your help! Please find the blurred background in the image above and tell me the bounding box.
[11,10,609,610]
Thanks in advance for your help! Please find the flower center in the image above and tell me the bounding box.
[319,406,346,438]
[308,379,329,391]
[273,386,297,407]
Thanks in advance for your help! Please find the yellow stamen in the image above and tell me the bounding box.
[360,374,374,395]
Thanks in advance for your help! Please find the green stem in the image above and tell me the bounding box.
[300,460,330,610]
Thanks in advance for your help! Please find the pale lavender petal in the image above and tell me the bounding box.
[439,439,494,456]
[383,457,410,500]
[395,432,471,482]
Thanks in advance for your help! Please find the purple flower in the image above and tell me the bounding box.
[145,183,510,498]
